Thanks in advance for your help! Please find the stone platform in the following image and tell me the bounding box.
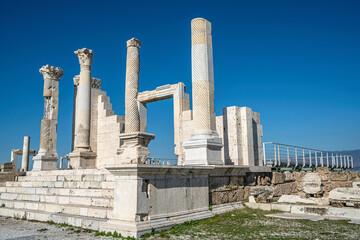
[0,169,115,230]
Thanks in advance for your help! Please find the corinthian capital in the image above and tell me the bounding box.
[74,48,93,69]
[39,65,64,80]
[127,38,141,48]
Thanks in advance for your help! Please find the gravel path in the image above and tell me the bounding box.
[0,217,112,240]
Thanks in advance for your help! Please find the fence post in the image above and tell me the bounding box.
[295,148,298,168]
[303,149,306,168]
[309,149,312,167]
[326,152,329,168]
[263,143,266,166]
[287,146,290,167]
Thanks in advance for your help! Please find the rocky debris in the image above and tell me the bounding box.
[329,172,349,181]
[271,172,285,185]
[274,182,297,196]
[250,186,274,201]
[284,171,294,182]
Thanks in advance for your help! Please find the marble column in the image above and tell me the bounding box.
[183,18,223,165]
[116,38,154,164]
[33,65,63,171]
[69,48,96,168]
[21,136,30,171]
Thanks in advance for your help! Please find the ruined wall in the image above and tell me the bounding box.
[209,168,360,205]
[181,106,263,166]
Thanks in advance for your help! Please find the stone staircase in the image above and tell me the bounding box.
[0,169,115,230]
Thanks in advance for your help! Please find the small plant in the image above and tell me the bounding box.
[0,203,5,208]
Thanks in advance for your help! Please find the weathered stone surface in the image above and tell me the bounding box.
[284,171,294,182]
[250,186,274,200]
[329,188,360,201]
[249,196,256,203]
[302,173,322,194]
[272,172,285,185]
[329,172,348,181]
[316,167,330,181]
[274,182,297,196]
[353,182,360,188]
[328,182,352,192]
[278,195,315,204]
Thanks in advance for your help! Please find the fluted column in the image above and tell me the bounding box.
[69,48,97,169]
[183,18,223,165]
[33,65,63,171]
[125,38,141,133]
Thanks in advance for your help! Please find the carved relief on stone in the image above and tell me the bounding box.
[73,75,101,89]
[39,65,63,80]
[74,48,93,69]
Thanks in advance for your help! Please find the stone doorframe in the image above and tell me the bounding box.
[137,82,190,162]
[10,149,38,172]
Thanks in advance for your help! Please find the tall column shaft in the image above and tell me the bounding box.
[116,38,154,165]
[69,48,96,169]
[21,136,30,171]
[183,18,223,166]
[125,38,141,133]
[191,18,216,135]
[74,48,93,150]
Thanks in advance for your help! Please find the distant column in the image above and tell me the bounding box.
[33,65,63,170]
[21,136,30,171]
[183,18,223,165]
[69,48,96,168]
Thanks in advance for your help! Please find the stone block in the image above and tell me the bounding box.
[302,173,322,194]
[273,182,298,196]
[272,172,285,185]
[283,171,294,182]
[329,187,360,202]
[271,204,291,212]
[353,182,360,188]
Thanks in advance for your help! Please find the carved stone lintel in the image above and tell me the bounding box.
[73,75,101,89]
[74,48,93,69]
[127,38,141,49]
[39,65,63,80]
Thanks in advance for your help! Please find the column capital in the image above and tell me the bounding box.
[74,48,93,70]
[39,65,63,80]
[127,38,141,48]
[73,75,101,89]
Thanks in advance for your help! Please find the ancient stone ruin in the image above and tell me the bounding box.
[0,18,358,238]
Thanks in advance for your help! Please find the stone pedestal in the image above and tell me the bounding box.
[183,133,223,165]
[117,132,155,164]
[68,151,96,169]
[183,18,223,165]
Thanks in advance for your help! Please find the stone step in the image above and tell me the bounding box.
[6,180,115,189]
[17,173,115,182]
[0,207,106,230]
[0,199,112,219]
[0,192,113,208]
[2,186,113,198]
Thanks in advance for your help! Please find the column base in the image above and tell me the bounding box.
[116,132,155,164]
[183,132,223,165]
[68,151,97,169]
[32,152,58,171]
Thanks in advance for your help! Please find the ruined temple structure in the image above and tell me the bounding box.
[0,18,357,238]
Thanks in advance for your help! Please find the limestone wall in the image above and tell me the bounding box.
[181,106,263,166]
[73,78,125,168]
[209,168,360,205]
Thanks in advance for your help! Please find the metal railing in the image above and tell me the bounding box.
[262,142,354,170]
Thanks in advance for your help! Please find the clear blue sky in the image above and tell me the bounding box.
[0,0,359,167]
